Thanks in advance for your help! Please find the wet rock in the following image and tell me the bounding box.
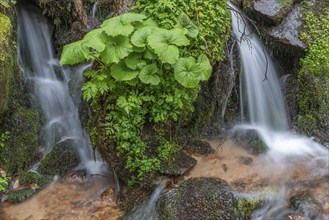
[235,197,264,219]
[159,152,196,176]
[38,139,80,176]
[253,0,294,25]
[157,178,235,220]
[7,188,35,203]
[289,193,322,220]
[232,129,268,154]
[181,139,214,156]
[269,4,306,49]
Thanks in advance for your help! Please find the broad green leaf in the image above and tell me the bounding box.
[81,29,107,52]
[176,12,198,38]
[143,49,157,60]
[126,78,139,86]
[120,13,146,24]
[100,36,133,64]
[135,18,158,29]
[110,62,139,81]
[131,27,152,48]
[138,64,160,85]
[124,53,142,70]
[174,57,200,88]
[101,17,133,37]
[197,54,212,80]
[147,28,189,64]
[60,40,89,65]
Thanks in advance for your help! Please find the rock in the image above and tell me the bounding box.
[253,0,295,25]
[157,178,235,220]
[159,152,196,176]
[181,139,214,156]
[289,193,322,220]
[38,139,80,176]
[235,197,264,219]
[7,188,35,203]
[269,4,306,49]
[231,129,268,154]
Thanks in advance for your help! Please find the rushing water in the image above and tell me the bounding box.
[16,2,107,174]
[230,2,329,219]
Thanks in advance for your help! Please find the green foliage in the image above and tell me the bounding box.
[133,0,231,62]
[298,7,329,135]
[7,188,35,203]
[60,12,212,182]
[0,131,10,193]
[19,171,50,189]
[235,197,264,219]
[0,0,16,8]
[0,13,12,62]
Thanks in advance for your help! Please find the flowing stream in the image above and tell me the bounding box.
[229,2,329,219]
[16,2,106,174]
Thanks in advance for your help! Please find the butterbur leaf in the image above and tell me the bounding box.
[139,64,160,85]
[197,54,212,80]
[124,53,142,70]
[119,13,146,24]
[60,40,90,65]
[143,49,157,60]
[174,57,200,88]
[110,62,139,81]
[176,12,198,38]
[100,36,133,64]
[135,18,158,29]
[131,27,152,48]
[147,28,190,64]
[81,29,107,52]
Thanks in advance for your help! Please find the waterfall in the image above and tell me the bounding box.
[16,2,107,175]
[230,2,288,131]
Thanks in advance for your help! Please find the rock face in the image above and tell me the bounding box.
[157,178,235,220]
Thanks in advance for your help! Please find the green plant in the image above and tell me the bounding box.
[0,131,10,192]
[60,13,212,182]
[0,0,16,8]
[133,0,231,63]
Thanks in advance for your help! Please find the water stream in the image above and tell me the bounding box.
[16,2,107,174]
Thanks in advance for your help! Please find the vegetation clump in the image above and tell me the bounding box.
[60,12,213,183]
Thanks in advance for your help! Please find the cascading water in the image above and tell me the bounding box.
[16,2,107,175]
[230,2,329,219]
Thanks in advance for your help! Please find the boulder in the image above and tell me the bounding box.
[159,152,196,176]
[289,193,322,220]
[157,178,235,220]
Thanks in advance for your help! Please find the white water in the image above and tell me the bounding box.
[230,2,329,219]
[16,3,107,175]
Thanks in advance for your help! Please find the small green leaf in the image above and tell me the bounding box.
[138,64,160,85]
[176,12,199,38]
[100,36,134,64]
[60,41,89,65]
[82,81,98,101]
[110,62,139,81]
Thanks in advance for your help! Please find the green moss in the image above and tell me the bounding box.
[235,197,264,219]
[38,140,79,176]
[0,110,39,175]
[298,5,329,138]
[0,12,14,114]
[19,171,50,188]
[7,188,35,203]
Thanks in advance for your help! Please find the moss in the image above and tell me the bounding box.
[19,171,50,189]
[38,140,80,176]
[7,188,35,203]
[235,197,264,219]
[0,110,39,175]
[0,12,14,114]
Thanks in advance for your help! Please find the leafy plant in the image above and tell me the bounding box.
[0,131,10,193]
[133,0,231,63]
[60,13,212,182]
[0,0,16,8]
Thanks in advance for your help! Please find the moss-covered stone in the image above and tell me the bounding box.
[7,188,35,203]
[19,171,50,189]
[159,151,196,176]
[157,178,235,220]
[235,197,264,219]
[0,109,39,175]
[38,140,80,176]
[289,193,322,220]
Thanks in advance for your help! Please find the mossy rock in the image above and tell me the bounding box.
[159,151,196,176]
[38,140,80,176]
[19,171,50,189]
[235,197,264,219]
[181,139,214,156]
[157,178,235,220]
[289,193,322,220]
[232,129,269,154]
[7,188,35,203]
[0,109,39,175]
